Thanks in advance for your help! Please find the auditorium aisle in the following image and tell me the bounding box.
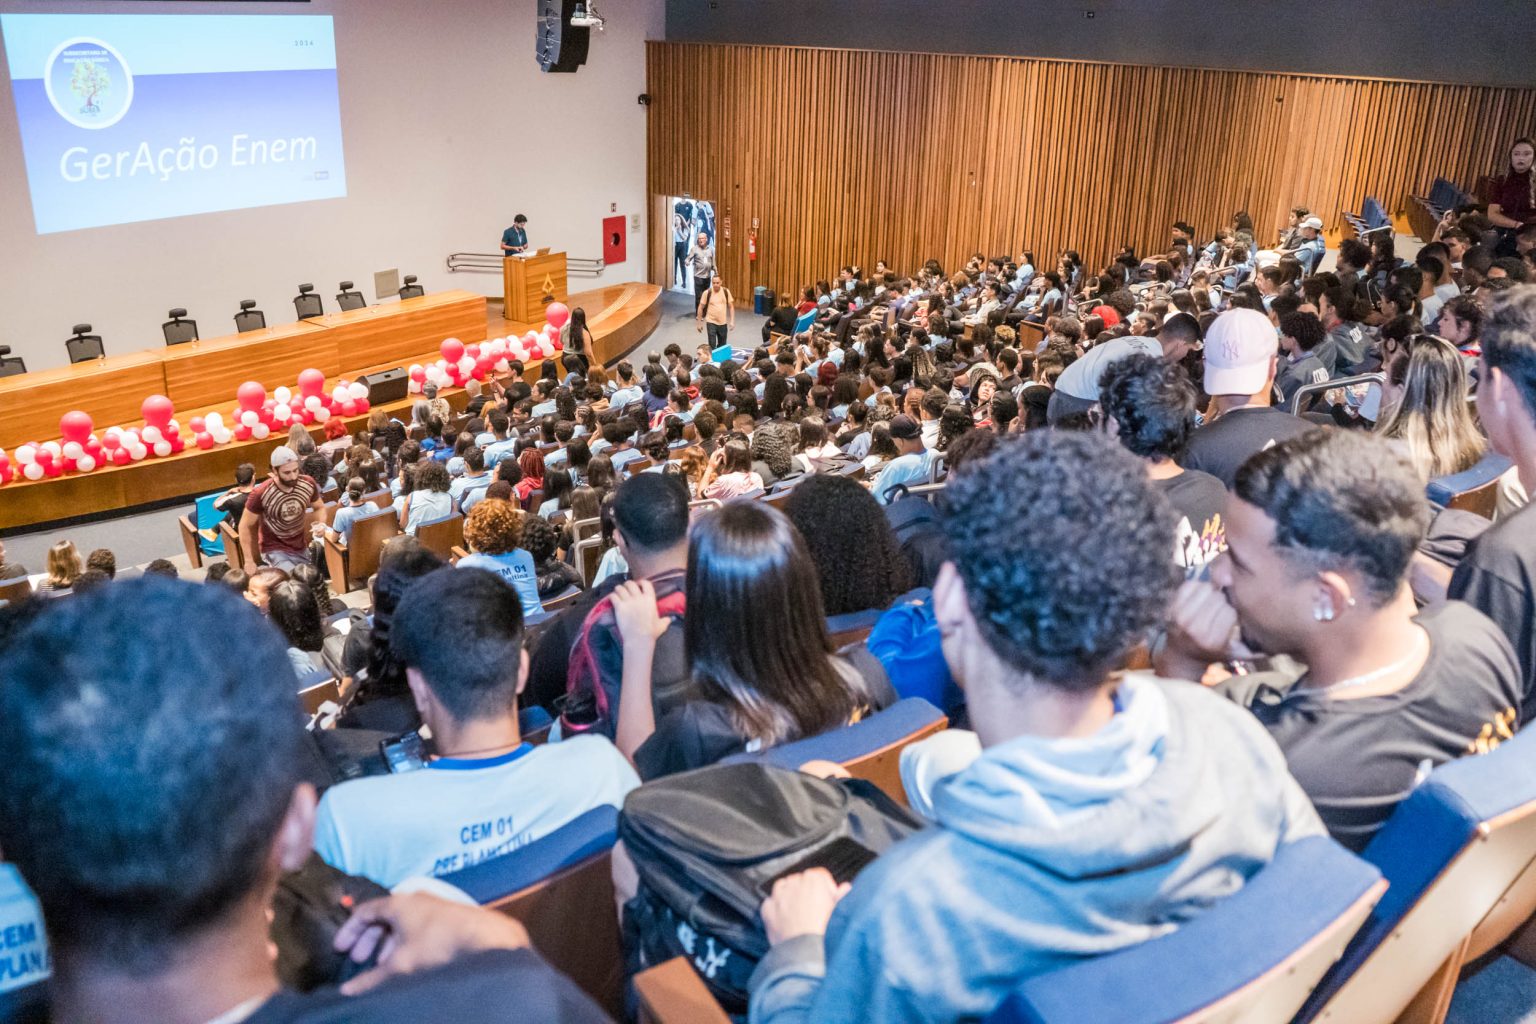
[1,288,767,574]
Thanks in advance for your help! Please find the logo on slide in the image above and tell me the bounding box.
[44,36,133,129]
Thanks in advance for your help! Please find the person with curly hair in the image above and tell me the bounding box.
[750,423,796,486]
[750,430,1321,1024]
[456,498,543,617]
[785,474,910,616]
[1099,353,1228,569]
[513,513,578,597]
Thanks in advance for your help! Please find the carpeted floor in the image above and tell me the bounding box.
[3,286,766,575]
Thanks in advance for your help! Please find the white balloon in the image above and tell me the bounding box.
[153,441,172,457]
[141,425,163,444]
[273,403,292,421]
[41,441,62,457]
[332,386,349,404]
[494,358,511,374]
[408,363,423,376]
[240,411,259,428]
[15,445,36,465]
[408,380,423,394]
[206,412,224,430]
[304,396,324,412]
[23,463,43,480]
[348,381,368,400]
[129,446,147,461]
[274,386,292,405]
[212,428,233,444]
[251,423,271,440]
[62,441,84,460]
[76,455,96,472]
[457,356,475,374]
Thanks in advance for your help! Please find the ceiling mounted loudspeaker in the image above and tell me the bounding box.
[536,0,591,73]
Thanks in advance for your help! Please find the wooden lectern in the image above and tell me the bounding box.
[503,251,569,323]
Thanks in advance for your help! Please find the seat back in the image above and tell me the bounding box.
[414,513,464,560]
[542,583,582,613]
[297,673,340,715]
[217,519,245,569]
[1426,450,1513,518]
[728,697,947,805]
[443,807,623,1016]
[335,281,366,311]
[177,514,204,569]
[996,837,1385,1024]
[0,345,24,377]
[398,275,425,300]
[343,507,402,584]
[1298,724,1536,1024]
[0,577,33,606]
[294,285,324,320]
[234,301,267,333]
[826,606,884,650]
[65,325,105,364]
[162,310,199,345]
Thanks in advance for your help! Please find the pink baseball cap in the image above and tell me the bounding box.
[1203,308,1279,397]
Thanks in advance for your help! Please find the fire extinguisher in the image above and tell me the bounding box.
[748,229,758,262]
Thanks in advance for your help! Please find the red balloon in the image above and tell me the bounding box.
[440,339,466,363]
[34,448,53,465]
[236,381,266,411]
[84,440,102,458]
[262,399,277,413]
[544,302,570,329]
[169,435,186,453]
[234,424,253,441]
[43,462,62,478]
[552,339,564,351]
[355,397,370,413]
[61,457,77,473]
[101,434,121,451]
[409,366,427,383]
[141,394,175,428]
[59,410,94,444]
[111,448,131,466]
[196,432,215,450]
[298,368,326,397]
[189,416,206,433]
[299,409,315,425]
[341,400,358,416]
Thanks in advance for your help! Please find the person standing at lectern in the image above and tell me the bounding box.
[697,273,736,350]
[685,231,715,310]
[501,214,529,256]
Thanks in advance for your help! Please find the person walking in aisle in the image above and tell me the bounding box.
[697,273,736,351]
[685,231,715,311]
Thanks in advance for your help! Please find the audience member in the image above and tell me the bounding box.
[35,540,83,596]
[784,474,912,616]
[749,431,1319,1022]
[456,498,543,618]
[1182,308,1314,486]
[85,547,117,579]
[1450,285,1536,715]
[0,577,609,1023]
[1160,429,1522,849]
[612,501,895,779]
[270,578,326,678]
[239,446,325,574]
[315,569,638,886]
[0,537,26,580]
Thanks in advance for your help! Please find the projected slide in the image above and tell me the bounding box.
[1,14,347,234]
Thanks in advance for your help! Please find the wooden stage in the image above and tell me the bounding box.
[0,282,662,532]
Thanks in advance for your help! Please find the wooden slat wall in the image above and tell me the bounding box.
[647,42,1536,297]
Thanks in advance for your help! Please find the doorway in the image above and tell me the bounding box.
[667,196,715,293]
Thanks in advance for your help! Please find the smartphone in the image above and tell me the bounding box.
[759,837,879,899]
[380,730,429,774]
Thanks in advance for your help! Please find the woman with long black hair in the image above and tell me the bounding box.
[564,306,594,377]
[610,501,894,778]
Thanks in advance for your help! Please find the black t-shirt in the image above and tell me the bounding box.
[1155,469,1228,568]
[245,949,611,1023]
[1181,406,1315,488]
[1216,601,1522,852]
[1449,500,1536,719]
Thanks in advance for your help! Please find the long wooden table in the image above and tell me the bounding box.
[0,283,663,532]
[0,290,487,449]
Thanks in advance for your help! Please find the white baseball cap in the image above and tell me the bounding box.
[1302,216,1325,231]
[1203,309,1279,397]
[269,445,299,468]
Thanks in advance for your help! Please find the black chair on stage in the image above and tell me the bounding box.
[65,324,105,364]
[336,281,367,311]
[293,283,324,320]
[162,308,199,345]
[0,345,25,377]
[398,274,425,300]
[234,300,267,333]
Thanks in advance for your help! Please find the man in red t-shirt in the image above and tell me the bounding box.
[239,446,323,573]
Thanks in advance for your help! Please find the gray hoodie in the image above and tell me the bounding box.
[748,675,1322,1024]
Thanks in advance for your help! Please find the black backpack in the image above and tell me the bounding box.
[619,762,922,1013]
[882,486,949,589]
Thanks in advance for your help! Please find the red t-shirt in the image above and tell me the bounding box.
[247,476,319,556]
[1494,170,1536,226]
